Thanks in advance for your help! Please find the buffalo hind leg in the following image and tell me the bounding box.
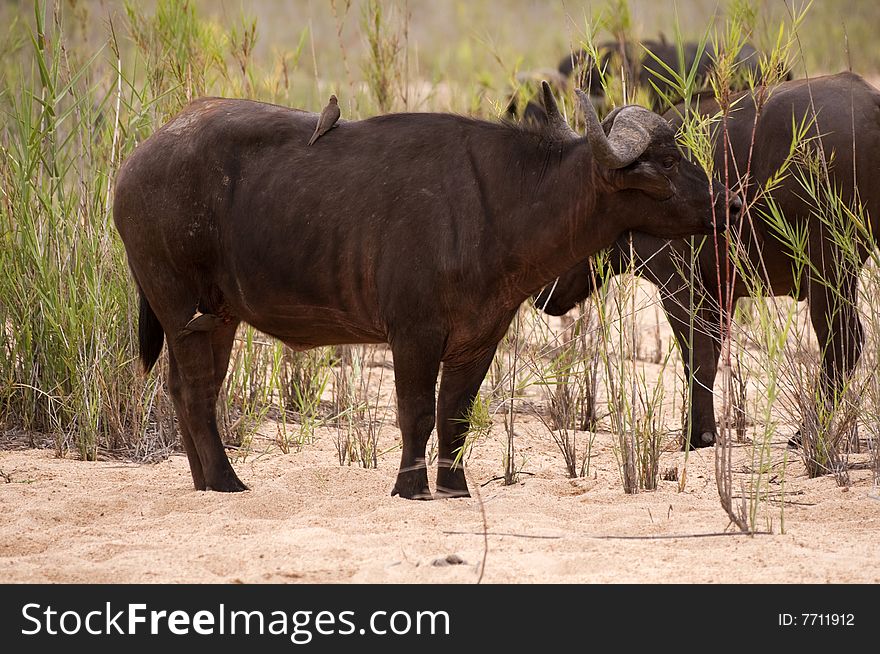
[167,329,247,492]
[800,277,864,448]
[168,353,206,491]
[390,334,443,500]
[435,347,498,498]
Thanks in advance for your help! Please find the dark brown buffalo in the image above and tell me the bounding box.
[113,84,736,497]
[536,72,880,449]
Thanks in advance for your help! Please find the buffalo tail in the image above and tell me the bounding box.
[138,285,164,374]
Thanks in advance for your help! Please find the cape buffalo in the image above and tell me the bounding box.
[535,72,880,449]
[113,83,737,498]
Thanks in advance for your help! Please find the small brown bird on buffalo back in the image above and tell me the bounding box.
[308,95,340,146]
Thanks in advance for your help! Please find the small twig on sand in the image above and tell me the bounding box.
[732,494,816,507]
[480,471,535,487]
[0,469,12,483]
[591,531,772,540]
[470,479,489,584]
[443,530,562,540]
[444,530,771,540]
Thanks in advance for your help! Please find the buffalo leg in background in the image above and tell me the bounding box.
[646,244,725,450]
[662,285,723,449]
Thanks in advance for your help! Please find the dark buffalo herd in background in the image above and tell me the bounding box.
[510,36,790,122]
[558,38,785,106]
[536,71,880,450]
[114,85,737,497]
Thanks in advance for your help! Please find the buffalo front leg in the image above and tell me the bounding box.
[167,331,247,492]
[390,336,443,500]
[664,289,722,450]
[435,347,498,498]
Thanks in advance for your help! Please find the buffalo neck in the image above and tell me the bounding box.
[469,128,619,305]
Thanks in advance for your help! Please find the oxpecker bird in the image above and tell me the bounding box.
[308,95,340,146]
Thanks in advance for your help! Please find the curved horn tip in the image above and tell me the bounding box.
[574,89,595,112]
[575,89,600,120]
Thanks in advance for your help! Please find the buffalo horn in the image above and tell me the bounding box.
[576,89,653,169]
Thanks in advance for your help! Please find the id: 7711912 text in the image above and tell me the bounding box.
[778,613,855,626]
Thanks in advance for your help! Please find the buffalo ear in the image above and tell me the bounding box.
[522,102,549,126]
[504,93,519,120]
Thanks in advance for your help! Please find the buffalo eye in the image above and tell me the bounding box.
[661,156,678,170]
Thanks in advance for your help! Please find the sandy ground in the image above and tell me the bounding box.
[2,289,879,584]
[1,419,878,584]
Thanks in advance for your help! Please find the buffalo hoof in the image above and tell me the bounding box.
[204,469,249,492]
[683,431,716,450]
[435,468,470,498]
[435,486,471,499]
[699,431,717,446]
[391,469,432,500]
